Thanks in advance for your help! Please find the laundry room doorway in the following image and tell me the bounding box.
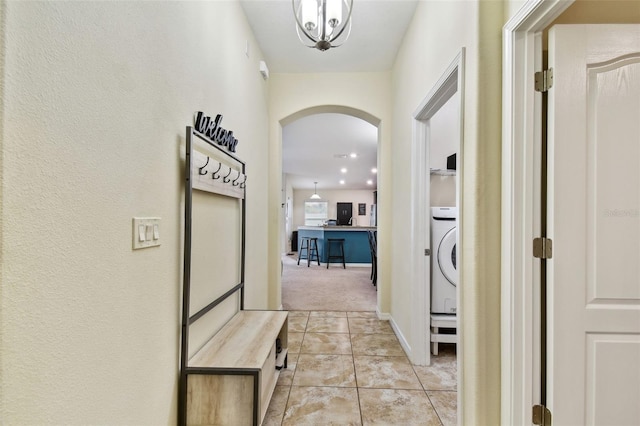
[410,49,465,372]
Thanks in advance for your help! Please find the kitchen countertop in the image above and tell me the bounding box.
[298,225,377,231]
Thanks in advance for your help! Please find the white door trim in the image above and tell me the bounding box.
[411,48,465,371]
[501,1,574,424]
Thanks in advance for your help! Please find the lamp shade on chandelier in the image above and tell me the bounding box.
[310,182,321,199]
[292,0,353,51]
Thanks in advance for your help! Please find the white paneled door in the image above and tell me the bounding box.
[547,24,640,425]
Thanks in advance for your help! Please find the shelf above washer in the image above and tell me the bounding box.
[430,168,457,176]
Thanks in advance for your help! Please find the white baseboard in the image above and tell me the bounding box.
[375,310,413,358]
[389,315,412,359]
[376,308,390,320]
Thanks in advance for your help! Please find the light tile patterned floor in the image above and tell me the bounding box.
[264,310,457,426]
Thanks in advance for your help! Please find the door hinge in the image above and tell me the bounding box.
[535,68,554,92]
[424,248,431,256]
[533,237,553,259]
[532,404,552,426]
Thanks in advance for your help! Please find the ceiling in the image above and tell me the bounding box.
[240,0,419,74]
[240,0,419,190]
[282,113,378,191]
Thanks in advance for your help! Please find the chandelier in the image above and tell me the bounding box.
[292,0,353,52]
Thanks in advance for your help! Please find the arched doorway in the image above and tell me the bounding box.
[273,105,384,314]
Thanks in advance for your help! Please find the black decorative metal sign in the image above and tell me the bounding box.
[194,111,239,153]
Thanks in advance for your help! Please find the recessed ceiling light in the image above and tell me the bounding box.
[371,167,378,174]
[350,152,357,159]
[340,168,347,173]
[367,180,373,185]
[339,180,345,185]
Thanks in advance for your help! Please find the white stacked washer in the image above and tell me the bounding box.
[431,207,458,314]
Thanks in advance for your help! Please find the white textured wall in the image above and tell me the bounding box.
[390,0,504,424]
[506,0,528,20]
[430,92,459,207]
[430,92,460,170]
[0,1,269,424]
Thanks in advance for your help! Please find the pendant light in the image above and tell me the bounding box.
[293,0,353,51]
[310,181,321,199]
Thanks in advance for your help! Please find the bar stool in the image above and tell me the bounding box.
[367,230,377,286]
[297,237,320,267]
[326,238,346,269]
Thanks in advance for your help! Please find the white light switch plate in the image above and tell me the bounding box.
[133,217,161,249]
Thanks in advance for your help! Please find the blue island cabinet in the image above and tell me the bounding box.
[297,226,375,264]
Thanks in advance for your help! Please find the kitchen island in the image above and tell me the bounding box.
[297,226,376,264]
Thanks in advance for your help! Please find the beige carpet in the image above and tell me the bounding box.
[281,254,377,311]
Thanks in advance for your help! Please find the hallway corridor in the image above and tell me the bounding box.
[264,311,457,425]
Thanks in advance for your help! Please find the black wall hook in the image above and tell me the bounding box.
[198,157,210,175]
[239,175,247,189]
[232,170,242,186]
[211,162,222,179]
[222,168,233,183]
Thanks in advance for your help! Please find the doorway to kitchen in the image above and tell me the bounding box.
[280,107,380,312]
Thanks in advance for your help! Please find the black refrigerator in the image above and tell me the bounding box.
[336,202,353,226]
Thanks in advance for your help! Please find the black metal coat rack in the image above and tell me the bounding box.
[178,126,246,425]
